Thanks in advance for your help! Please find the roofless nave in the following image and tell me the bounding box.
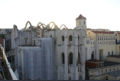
[4,14,120,80]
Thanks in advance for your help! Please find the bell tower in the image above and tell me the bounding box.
[75,14,87,29]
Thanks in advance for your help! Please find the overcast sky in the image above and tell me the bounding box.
[0,0,120,31]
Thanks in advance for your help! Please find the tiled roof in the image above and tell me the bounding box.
[91,31,114,34]
[107,55,120,58]
[86,59,103,63]
[76,14,86,20]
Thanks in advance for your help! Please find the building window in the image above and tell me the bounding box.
[117,67,119,70]
[106,36,107,40]
[114,68,115,71]
[101,70,103,73]
[69,35,72,41]
[50,35,52,37]
[102,36,103,40]
[112,51,113,55]
[100,36,101,40]
[62,53,65,64]
[62,36,64,41]
[98,36,99,40]
[68,52,73,64]
[98,70,100,74]
[101,63,103,67]
[110,68,111,72]
[84,21,86,25]
[79,21,81,25]
[78,52,80,64]
[106,69,107,73]
[98,64,99,68]
[77,21,79,26]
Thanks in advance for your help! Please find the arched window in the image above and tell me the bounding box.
[78,52,80,64]
[68,52,73,64]
[62,53,64,64]
[69,35,72,41]
[62,36,64,41]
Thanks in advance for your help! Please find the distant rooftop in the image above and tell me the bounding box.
[104,61,120,67]
[86,59,103,63]
[76,14,86,20]
[107,55,120,58]
[106,70,120,77]
[91,31,114,34]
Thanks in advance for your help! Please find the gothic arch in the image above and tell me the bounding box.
[48,22,56,29]
[68,52,73,64]
[42,23,46,28]
[37,22,44,29]
[60,24,68,30]
[24,21,32,31]
[69,35,72,41]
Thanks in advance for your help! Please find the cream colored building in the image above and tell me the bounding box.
[106,55,120,63]
[87,60,120,80]
[87,30,119,60]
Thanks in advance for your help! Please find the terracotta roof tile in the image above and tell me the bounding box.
[87,59,103,62]
[76,14,86,20]
[91,31,114,34]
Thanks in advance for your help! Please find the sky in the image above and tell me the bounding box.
[0,0,120,31]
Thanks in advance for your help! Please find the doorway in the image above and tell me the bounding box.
[99,49,103,60]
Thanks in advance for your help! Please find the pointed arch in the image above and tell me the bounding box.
[69,35,72,41]
[60,24,68,30]
[48,22,56,29]
[42,23,46,27]
[68,52,73,64]
[24,21,32,31]
[37,22,44,29]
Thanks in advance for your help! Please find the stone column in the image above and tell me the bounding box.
[64,36,68,80]
[73,30,78,80]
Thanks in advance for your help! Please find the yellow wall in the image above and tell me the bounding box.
[87,30,120,61]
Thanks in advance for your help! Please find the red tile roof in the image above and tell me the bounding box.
[76,14,86,20]
[107,55,120,58]
[91,31,114,34]
[87,59,103,62]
